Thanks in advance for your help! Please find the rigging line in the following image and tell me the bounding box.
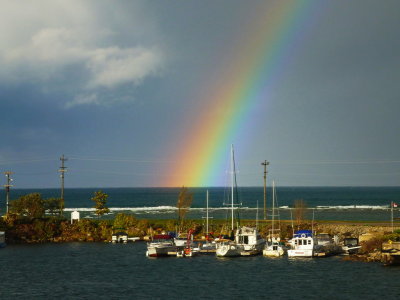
[72,169,159,176]
[0,158,56,165]
[272,172,400,177]
[12,172,56,176]
[68,156,178,164]
[241,159,400,165]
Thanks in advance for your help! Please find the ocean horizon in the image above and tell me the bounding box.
[3,186,399,222]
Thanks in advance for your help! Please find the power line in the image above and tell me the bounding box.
[0,158,56,165]
[68,156,178,164]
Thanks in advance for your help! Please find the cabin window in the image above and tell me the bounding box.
[308,240,311,245]
[244,236,249,244]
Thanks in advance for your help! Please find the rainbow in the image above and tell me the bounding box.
[162,0,322,187]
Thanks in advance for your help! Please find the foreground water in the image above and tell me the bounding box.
[0,242,399,299]
[4,186,400,221]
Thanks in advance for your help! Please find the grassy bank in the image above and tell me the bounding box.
[1,213,399,244]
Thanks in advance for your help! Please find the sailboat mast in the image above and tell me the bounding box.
[206,190,209,235]
[256,200,259,229]
[231,144,234,231]
[272,180,275,234]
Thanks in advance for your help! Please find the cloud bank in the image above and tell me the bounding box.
[0,0,164,108]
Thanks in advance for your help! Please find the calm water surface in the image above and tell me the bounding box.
[0,242,399,299]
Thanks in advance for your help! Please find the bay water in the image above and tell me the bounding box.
[0,242,399,299]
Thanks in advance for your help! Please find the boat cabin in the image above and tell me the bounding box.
[343,237,359,247]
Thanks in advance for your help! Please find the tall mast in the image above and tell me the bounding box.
[202,189,213,239]
[231,144,234,231]
[206,190,209,235]
[256,200,259,229]
[272,180,275,234]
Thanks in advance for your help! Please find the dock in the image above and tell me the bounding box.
[199,249,216,254]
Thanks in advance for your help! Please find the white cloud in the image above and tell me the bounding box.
[65,93,99,109]
[87,46,162,89]
[0,0,164,107]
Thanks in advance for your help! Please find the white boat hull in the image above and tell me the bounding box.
[263,249,284,257]
[216,243,243,257]
[263,246,285,257]
[147,243,176,257]
[287,249,313,257]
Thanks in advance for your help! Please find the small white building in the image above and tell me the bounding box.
[71,211,80,224]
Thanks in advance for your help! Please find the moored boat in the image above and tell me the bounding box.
[263,237,285,257]
[287,230,315,257]
[198,190,217,253]
[341,237,361,255]
[146,234,176,257]
[174,232,194,248]
[236,226,265,255]
[215,144,244,258]
[314,233,342,256]
[263,180,285,257]
[216,239,243,257]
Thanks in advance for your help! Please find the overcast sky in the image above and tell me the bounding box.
[1,0,400,188]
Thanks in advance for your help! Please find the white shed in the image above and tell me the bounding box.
[71,210,80,223]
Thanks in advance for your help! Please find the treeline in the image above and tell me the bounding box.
[0,191,147,243]
[8,193,64,218]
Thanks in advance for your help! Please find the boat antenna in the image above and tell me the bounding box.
[256,199,259,229]
[312,208,315,235]
[290,208,295,237]
[272,180,275,235]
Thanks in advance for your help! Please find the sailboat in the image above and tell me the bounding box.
[263,180,285,257]
[216,145,244,257]
[198,190,217,253]
[216,145,265,257]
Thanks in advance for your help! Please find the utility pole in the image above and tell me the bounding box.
[4,171,13,214]
[59,155,68,202]
[261,160,269,220]
[391,201,394,233]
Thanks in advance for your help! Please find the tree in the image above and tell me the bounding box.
[9,193,45,219]
[43,198,64,216]
[91,190,110,217]
[176,186,193,231]
[294,199,307,228]
[113,213,136,230]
